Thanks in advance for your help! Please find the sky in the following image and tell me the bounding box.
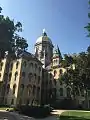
[0,0,89,54]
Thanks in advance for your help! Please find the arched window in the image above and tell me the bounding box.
[34,74,36,80]
[0,62,3,71]
[33,85,36,95]
[49,80,52,85]
[54,79,56,86]
[60,88,63,96]
[16,61,19,69]
[10,62,13,71]
[4,73,8,80]
[28,88,31,96]
[22,72,25,77]
[11,99,14,105]
[67,87,71,97]
[7,84,10,94]
[31,63,33,68]
[59,69,63,75]
[50,73,52,79]
[35,63,37,70]
[38,76,40,84]
[20,84,24,95]
[21,84,24,88]
[54,60,56,64]
[39,67,41,73]
[23,61,27,67]
[54,70,57,77]
[37,87,40,98]
[9,72,12,81]
[15,71,18,81]
[28,73,32,81]
[13,84,16,94]
[55,59,57,63]
[0,73,1,78]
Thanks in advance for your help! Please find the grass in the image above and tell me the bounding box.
[0,107,13,110]
[60,111,90,120]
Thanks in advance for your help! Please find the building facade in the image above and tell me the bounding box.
[0,29,88,108]
[0,52,43,106]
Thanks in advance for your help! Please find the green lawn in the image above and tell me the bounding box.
[60,111,90,120]
[0,107,13,110]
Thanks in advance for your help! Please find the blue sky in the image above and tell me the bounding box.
[0,0,89,54]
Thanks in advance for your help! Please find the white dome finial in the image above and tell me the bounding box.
[43,28,46,33]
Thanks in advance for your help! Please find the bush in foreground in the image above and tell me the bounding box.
[14,105,51,118]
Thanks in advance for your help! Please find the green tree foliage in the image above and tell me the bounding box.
[60,47,90,97]
[0,7,28,59]
[61,54,74,67]
[84,0,90,37]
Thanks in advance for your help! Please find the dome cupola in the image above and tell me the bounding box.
[35,29,52,44]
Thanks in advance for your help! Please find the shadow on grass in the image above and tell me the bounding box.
[60,116,90,120]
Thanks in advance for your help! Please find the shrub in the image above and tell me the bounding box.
[14,105,51,118]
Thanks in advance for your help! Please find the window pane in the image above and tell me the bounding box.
[60,88,63,96]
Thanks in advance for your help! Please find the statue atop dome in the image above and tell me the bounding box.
[42,28,47,36]
[43,28,46,33]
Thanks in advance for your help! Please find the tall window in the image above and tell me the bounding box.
[28,73,32,81]
[13,84,16,94]
[23,61,27,67]
[33,85,36,95]
[54,79,56,86]
[7,84,10,94]
[31,63,33,68]
[50,73,52,79]
[35,63,37,71]
[0,62,3,71]
[54,70,57,77]
[60,88,63,96]
[4,73,8,81]
[16,61,19,69]
[59,69,63,75]
[11,99,14,105]
[0,73,1,78]
[20,84,24,95]
[38,76,40,84]
[10,62,13,71]
[39,67,41,73]
[28,88,31,96]
[67,87,71,97]
[37,87,40,98]
[9,72,12,81]
[49,80,52,86]
[55,59,57,64]
[34,74,36,80]
[22,72,25,78]
[15,72,18,81]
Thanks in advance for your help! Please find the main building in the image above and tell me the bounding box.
[0,29,86,108]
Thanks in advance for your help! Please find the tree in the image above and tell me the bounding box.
[0,7,28,104]
[60,48,90,100]
[84,0,90,37]
[0,7,28,59]
[61,54,74,67]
